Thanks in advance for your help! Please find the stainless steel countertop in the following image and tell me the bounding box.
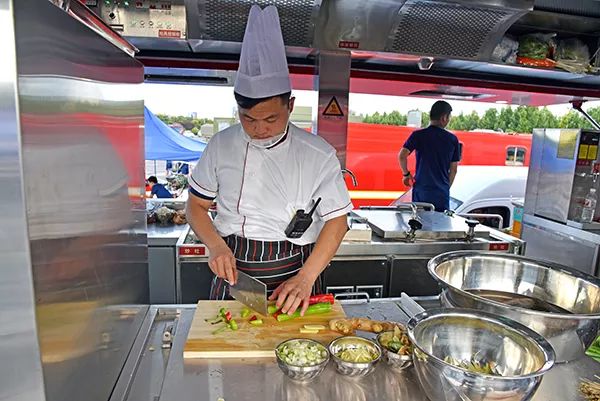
[147,224,189,247]
[335,237,496,257]
[113,301,600,401]
[524,214,600,245]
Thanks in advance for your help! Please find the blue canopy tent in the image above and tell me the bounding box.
[144,106,206,162]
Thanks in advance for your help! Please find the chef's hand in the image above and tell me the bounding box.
[269,271,314,316]
[403,173,414,188]
[208,243,238,285]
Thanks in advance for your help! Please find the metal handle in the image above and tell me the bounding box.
[334,292,370,303]
[410,295,441,302]
[458,213,504,230]
[360,203,434,212]
[399,293,425,319]
[411,202,436,212]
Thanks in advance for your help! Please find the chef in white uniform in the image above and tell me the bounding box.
[186,5,353,316]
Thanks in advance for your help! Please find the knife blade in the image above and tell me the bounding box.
[229,270,268,315]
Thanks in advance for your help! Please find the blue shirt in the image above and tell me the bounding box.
[178,163,189,175]
[151,183,173,199]
[403,125,460,211]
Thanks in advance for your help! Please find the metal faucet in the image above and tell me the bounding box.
[342,168,358,187]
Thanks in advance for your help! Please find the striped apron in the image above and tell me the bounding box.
[209,235,323,300]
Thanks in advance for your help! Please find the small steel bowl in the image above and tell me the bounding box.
[329,336,381,378]
[376,331,413,370]
[275,339,330,383]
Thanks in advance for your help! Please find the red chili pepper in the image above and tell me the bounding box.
[249,315,258,322]
[309,294,335,305]
[516,56,556,69]
[224,311,232,322]
[273,310,283,320]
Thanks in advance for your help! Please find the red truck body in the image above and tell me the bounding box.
[345,123,532,207]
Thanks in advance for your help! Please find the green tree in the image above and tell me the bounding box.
[480,108,499,130]
[497,107,515,132]
[537,107,559,129]
[156,114,212,132]
[421,111,430,127]
[559,111,586,129]
[588,107,600,127]
[448,112,479,130]
[361,105,600,133]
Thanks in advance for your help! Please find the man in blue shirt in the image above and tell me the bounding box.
[398,101,460,212]
[177,162,189,175]
[147,176,173,199]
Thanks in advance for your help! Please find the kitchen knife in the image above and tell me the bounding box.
[229,270,268,316]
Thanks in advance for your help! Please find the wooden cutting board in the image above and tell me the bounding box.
[184,300,346,358]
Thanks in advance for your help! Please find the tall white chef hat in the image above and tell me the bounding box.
[234,5,291,99]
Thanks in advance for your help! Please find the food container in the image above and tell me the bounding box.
[275,339,330,382]
[376,331,413,370]
[408,308,555,401]
[328,336,381,378]
[428,251,600,362]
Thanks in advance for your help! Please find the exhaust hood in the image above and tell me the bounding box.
[186,0,320,47]
[186,0,534,61]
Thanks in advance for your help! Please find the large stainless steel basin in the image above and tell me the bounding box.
[428,251,600,362]
[408,308,554,401]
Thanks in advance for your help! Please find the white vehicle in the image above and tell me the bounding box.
[392,165,528,229]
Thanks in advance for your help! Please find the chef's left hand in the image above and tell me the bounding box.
[269,271,314,316]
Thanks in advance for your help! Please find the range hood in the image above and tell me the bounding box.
[186,0,533,61]
[85,0,600,100]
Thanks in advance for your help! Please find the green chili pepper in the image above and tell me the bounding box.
[276,302,332,322]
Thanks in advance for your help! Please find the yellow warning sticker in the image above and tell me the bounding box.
[323,96,344,117]
[557,129,578,159]
[589,145,598,160]
[580,144,589,159]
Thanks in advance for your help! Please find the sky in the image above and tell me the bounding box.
[143,83,600,119]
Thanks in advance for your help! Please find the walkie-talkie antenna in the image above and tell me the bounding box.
[307,198,322,218]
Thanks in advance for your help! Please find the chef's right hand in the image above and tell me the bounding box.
[208,243,237,285]
[403,174,414,188]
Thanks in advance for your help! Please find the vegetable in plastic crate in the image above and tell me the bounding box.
[555,38,591,74]
[518,33,556,60]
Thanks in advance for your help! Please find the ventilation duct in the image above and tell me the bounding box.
[186,0,320,47]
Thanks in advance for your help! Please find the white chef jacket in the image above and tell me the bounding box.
[189,123,353,245]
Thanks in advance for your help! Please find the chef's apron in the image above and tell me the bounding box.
[209,234,323,300]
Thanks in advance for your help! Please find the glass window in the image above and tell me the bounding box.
[506,146,526,166]
[449,197,463,211]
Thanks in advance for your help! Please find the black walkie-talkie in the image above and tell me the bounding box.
[285,198,322,239]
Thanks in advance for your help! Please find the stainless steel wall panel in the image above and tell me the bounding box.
[522,214,600,276]
[523,128,545,215]
[11,1,149,401]
[0,1,47,400]
[315,50,350,168]
[530,129,579,223]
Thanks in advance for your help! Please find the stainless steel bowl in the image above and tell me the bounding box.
[275,339,330,382]
[376,331,413,370]
[428,251,600,362]
[329,336,381,378]
[408,308,555,401]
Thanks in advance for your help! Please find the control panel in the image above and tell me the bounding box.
[91,0,186,39]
